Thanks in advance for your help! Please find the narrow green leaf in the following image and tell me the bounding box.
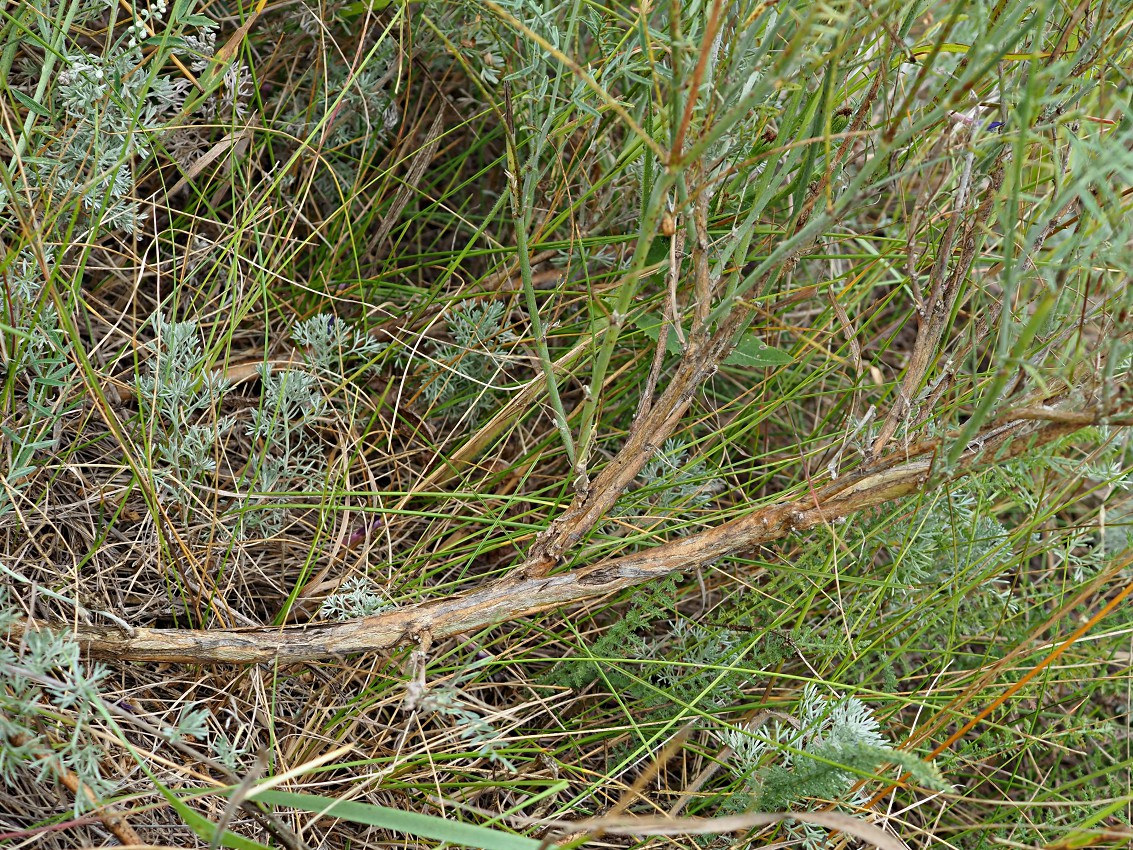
[172,0,193,17]
[723,333,792,367]
[142,35,190,49]
[151,779,272,850]
[250,789,543,850]
[644,236,669,266]
[10,88,50,119]
[333,0,393,20]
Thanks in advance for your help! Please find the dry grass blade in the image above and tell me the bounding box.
[3,0,1130,845]
[368,110,447,254]
[9,388,1122,664]
[556,810,908,850]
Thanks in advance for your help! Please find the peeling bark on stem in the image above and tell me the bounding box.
[7,392,1116,665]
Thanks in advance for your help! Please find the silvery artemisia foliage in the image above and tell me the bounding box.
[233,313,385,536]
[0,596,116,809]
[609,438,723,534]
[7,0,207,237]
[0,591,227,808]
[413,665,515,771]
[273,36,400,203]
[248,366,327,440]
[0,249,76,522]
[722,683,885,786]
[292,313,386,378]
[720,683,945,844]
[325,62,401,146]
[880,489,1018,629]
[133,312,381,538]
[420,300,517,422]
[135,314,234,512]
[236,363,328,538]
[318,576,393,621]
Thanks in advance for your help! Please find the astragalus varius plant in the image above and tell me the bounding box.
[2,0,1133,848]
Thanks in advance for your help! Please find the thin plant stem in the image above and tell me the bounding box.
[502,84,576,469]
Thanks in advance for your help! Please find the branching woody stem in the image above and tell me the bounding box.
[8,389,1120,665]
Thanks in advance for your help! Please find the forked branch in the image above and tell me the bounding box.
[9,387,1124,665]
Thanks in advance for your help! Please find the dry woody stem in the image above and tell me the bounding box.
[8,387,1123,665]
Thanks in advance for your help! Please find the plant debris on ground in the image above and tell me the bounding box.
[1,0,1132,848]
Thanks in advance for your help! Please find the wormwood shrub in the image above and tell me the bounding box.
[418,300,519,422]
[318,574,392,620]
[1,0,221,525]
[0,596,115,808]
[0,252,74,523]
[134,313,235,517]
[133,311,381,539]
[0,300,385,814]
[721,683,946,816]
[0,591,226,814]
[1,0,226,236]
[2,0,1133,847]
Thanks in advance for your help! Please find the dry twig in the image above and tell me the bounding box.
[8,387,1123,665]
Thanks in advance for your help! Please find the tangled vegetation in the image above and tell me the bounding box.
[1,0,1132,847]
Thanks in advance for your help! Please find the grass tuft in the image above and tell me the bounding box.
[1,0,1132,847]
